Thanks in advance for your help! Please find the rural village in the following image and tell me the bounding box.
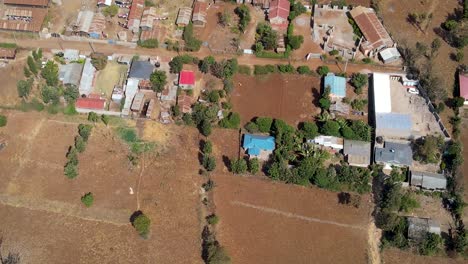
[0,0,467,263]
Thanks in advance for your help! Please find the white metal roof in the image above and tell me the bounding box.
[122,78,140,116]
[379,47,400,61]
[79,58,96,96]
[373,73,391,113]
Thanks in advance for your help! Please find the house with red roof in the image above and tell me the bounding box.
[128,0,145,33]
[76,96,106,111]
[460,73,468,106]
[179,70,195,90]
[268,0,290,31]
[192,1,208,27]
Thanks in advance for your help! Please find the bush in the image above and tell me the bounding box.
[101,114,110,125]
[248,158,260,174]
[206,214,219,225]
[137,39,158,48]
[117,127,137,143]
[320,120,340,137]
[255,117,273,133]
[277,64,295,73]
[203,140,213,154]
[238,65,251,75]
[102,4,119,17]
[81,192,94,207]
[329,50,339,56]
[64,162,78,179]
[297,65,311,74]
[316,66,329,76]
[253,64,276,75]
[90,53,108,70]
[75,135,86,153]
[219,112,240,129]
[231,158,247,174]
[78,124,93,141]
[299,121,318,139]
[207,90,220,103]
[203,155,216,171]
[419,233,443,256]
[17,78,33,99]
[88,112,99,122]
[362,58,372,64]
[0,115,7,127]
[400,193,420,212]
[350,73,368,90]
[245,122,259,133]
[132,212,151,237]
[201,120,212,137]
[150,70,167,93]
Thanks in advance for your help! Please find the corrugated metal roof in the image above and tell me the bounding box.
[344,140,371,166]
[79,58,96,96]
[375,113,412,138]
[129,60,154,80]
[408,217,441,241]
[76,10,94,33]
[312,135,344,149]
[379,47,400,61]
[131,92,145,111]
[373,73,391,113]
[59,63,83,86]
[324,73,346,97]
[4,0,49,6]
[0,7,47,32]
[410,171,447,190]
[375,141,412,166]
[176,7,192,26]
[349,6,393,51]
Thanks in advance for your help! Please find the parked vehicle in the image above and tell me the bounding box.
[407,87,419,95]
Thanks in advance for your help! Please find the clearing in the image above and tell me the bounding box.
[231,73,321,126]
[94,61,128,97]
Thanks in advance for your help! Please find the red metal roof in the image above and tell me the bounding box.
[350,7,393,50]
[3,0,49,6]
[460,74,468,99]
[193,1,207,15]
[268,0,289,21]
[179,70,195,85]
[76,97,106,110]
[128,0,145,27]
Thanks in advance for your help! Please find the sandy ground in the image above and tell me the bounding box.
[231,73,321,127]
[94,61,128,98]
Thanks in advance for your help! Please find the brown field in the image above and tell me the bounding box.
[212,174,372,264]
[317,0,371,6]
[0,111,204,263]
[0,51,29,107]
[383,248,467,264]
[231,73,321,126]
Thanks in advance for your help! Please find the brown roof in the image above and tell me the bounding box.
[0,7,47,32]
[3,0,49,6]
[177,94,193,113]
[350,6,393,50]
[0,48,16,58]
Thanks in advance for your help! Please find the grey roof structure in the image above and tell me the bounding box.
[79,58,96,96]
[59,63,84,87]
[375,141,412,166]
[375,113,412,139]
[407,217,441,242]
[410,171,447,190]
[344,140,371,167]
[128,60,155,80]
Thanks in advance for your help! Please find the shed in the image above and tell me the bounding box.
[129,60,155,80]
[192,1,208,27]
[0,47,16,60]
[177,94,193,113]
[176,7,192,27]
[179,70,195,89]
[122,78,140,116]
[324,73,346,98]
[118,55,132,65]
[75,10,94,34]
[242,134,276,159]
[146,99,156,118]
[97,0,112,7]
[373,72,392,113]
[79,58,96,96]
[379,47,401,64]
[375,113,412,139]
[131,92,145,112]
[407,217,441,242]
[76,97,106,110]
[59,63,84,87]
[375,141,412,167]
[343,140,371,167]
[310,135,344,150]
[410,171,447,191]
[459,73,468,105]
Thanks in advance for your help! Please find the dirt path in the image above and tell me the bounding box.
[231,200,366,230]
[367,221,382,264]
[0,194,131,226]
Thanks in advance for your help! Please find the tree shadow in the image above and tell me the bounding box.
[222,155,231,171]
[129,210,143,226]
[312,87,321,107]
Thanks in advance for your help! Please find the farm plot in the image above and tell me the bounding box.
[231,74,321,126]
[212,174,372,264]
[383,248,466,264]
[0,111,204,263]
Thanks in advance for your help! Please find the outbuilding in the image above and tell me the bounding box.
[379,47,401,64]
[310,135,344,150]
[375,113,412,139]
[324,73,346,99]
[343,140,371,167]
[407,217,441,242]
[178,70,195,89]
[242,134,276,160]
[410,171,447,191]
[459,73,468,106]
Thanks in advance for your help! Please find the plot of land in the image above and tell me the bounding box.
[0,111,204,263]
[231,74,321,126]
[212,174,372,264]
[383,248,467,264]
[94,61,128,97]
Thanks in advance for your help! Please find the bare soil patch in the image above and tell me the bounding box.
[231,73,321,126]
[383,248,466,264]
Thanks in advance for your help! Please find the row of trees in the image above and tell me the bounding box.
[64,124,92,179]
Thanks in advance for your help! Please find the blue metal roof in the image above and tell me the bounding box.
[376,113,412,131]
[324,73,346,97]
[243,134,275,155]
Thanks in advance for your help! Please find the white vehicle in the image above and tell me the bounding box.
[407,87,419,95]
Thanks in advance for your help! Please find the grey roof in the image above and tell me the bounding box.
[375,141,412,166]
[410,171,447,190]
[407,217,441,242]
[59,63,84,87]
[344,140,371,166]
[375,113,412,138]
[79,58,96,96]
[129,60,155,80]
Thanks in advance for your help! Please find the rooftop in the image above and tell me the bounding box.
[349,6,393,51]
[179,70,195,85]
[0,7,47,32]
[129,60,155,80]
[3,0,49,6]
[76,97,106,110]
[59,63,84,87]
[375,141,412,166]
[343,139,371,165]
[407,217,441,242]
[410,170,447,190]
[0,47,16,58]
[460,73,468,100]
[268,0,290,21]
[243,134,276,156]
[324,73,346,97]
[373,72,391,113]
[79,58,96,96]
[375,113,412,138]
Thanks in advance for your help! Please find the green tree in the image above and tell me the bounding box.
[132,212,151,237]
[201,120,212,137]
[231,158,247,174]
[63,85,79,103]
[256,23,278,50]
[103,4,119,17]
[287,35,304,50]
[41,86,60,104]
[41,61,59,86]
[203,155,216,171]
[245,122,259,133]
[316,66,329,76]
[419,233,443,256]
[350,73,368,91]
[64,162,78,179]
[430,38,441,57]
[137,39,159,48]
[75,135,86,153]
[399,193,420,212]
[452,96,465,108]
[297,65,311,74]
[27,56,38,75]
[81,192,94,207]
[23,66,31,78]
[207,90,220,103]
[413,134,444,164]
[248,158,260,174]
[199,56,215,73]
[203,140,213,154]
[88,112,99,122]
[206,214,219,225]
[219,112,240,129]
[78,124,93,141]
[443,20,458,31]
[320,120,341,137]
[183,23,202,51]
[90,53,108,70]
[101,114,110,126]
[255,117,273,133]
[17,78,33,98]
[150,70,167,92]
[234,4,251,32]
[454,50,464,62]
[0,115,7,127]
[299,121,318,139]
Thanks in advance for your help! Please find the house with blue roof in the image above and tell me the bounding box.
[324,73,346,99]
[242,134,276,160]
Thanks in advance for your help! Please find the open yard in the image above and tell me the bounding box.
[383,248,467,264]
[0,111,204,263]
[231,73,321,126]
[94,61,128,98]
[212,174,372,264]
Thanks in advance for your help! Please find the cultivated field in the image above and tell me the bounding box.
[383,248,467,264]
[231,73,321,126]
[0,111,204,263]
[212,174,372,264]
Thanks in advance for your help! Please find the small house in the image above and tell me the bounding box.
[128,0,145,33]
[310,135,344,150]
[111,85,124,103]
[379,47,401,64]
[97,0,112,7]
[343,140,371,167]
[459,73,468,106]
[76,96,106,111]
[324,73,346,99]
[375,141,412,168]
[131,92,145,113]
[407,217,441,242]
[0,47,17,60]
[178,70,195,89]
[410,171,447,191]
[79,58,97,96]
[129,60,155,80]
[242,134,276,160]
[176,7,192,27]
[192,1,208,27]
[177,94,193,113]
[140,7,157,31]
[59,63,84,87]
[160,86,178,102]
[146,99,156,118]
[268,0,290,31]
[122,78,140,116]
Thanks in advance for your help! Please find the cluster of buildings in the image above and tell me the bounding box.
[0,0,49,33]
[176,0,208,28]
[312,4,400,63]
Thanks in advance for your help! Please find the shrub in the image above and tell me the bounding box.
[320,120,341,137]
[238,65,251,75]
[248,158,260,174]
[350,73,368,90]
[206,214,219,225]
[419,233,443,256]
[63,103,77,115]
[299,121,318,139]
[245,122,259,133]
[81,192,94,207]
[254,64,276,75]
[132,212,151,237]
[255,117,273,133]
[203,155,216,171]
[203,140,213,154]
[319,97,331,110]
[316,66,329,76]
[90,53,108,70]
[150,70,167,93]
[137,39,158,48]
[223,79,234,94]
[101,114,110,125]
[207,90,220,103]
[231,158,247,174]
[219,112,240,129]
[88,112,99,122]
[201,120,212,137]
[0,115,7,127]
[102,4,119,17]
[75,135,86,153]
[277,64,295,73]
[64,162,78,179]
[400,193,420,212]
[362,58,372,64]
[297,65,311,74]
[329,50,339,56]
[117,127,137,143]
